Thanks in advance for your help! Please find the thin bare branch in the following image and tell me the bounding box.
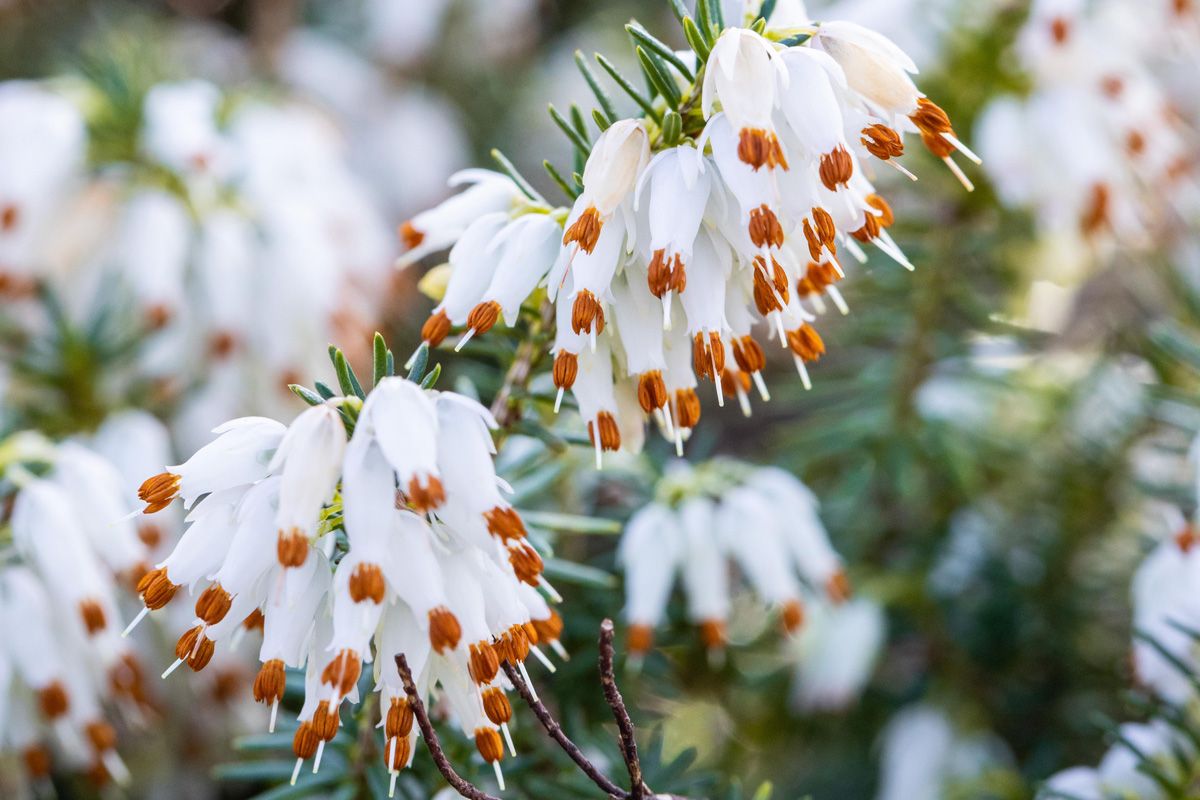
[599,619,650,800]
[500,660,629,799]
[394,654,500,800]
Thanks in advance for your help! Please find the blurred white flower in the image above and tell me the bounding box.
[789,597,884,711]
[0,432,160,787]
[618,460,850,661]
[875,705,1011,800]
[0,82,86,295]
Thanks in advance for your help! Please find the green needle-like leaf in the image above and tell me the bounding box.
[289,384,323,407]
[372,332,387,387]
[544,160,581,201]
[595,53,662,121]
[627,23,695,81]
[683,17,712,62]
[574,50,620,122]
[636,46,681,108]
[548,103,592,157]
[489,148,546,204]
[406,342,430,383]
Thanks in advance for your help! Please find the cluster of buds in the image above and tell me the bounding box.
[978,0,1198,255]
[130,346,563,794]
[616,459,850,663]
[401,2,977,465]
[0,431,162,788]
[0,78,393,447]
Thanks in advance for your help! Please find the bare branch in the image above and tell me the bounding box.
[599,619,650,800]
[500,660,629,799]
[394,654,500,800]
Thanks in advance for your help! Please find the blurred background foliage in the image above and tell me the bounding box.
[2,0,1200,798]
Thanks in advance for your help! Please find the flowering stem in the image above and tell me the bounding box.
[498,660,629,799]
[598,619,651,800]
[393,654,500,800]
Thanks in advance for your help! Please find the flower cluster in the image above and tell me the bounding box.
[130,357,563,793]
[0,430,163,788]
[1039,460,1200,799]
[616,459,851,661]
[0,78,393,446]
[401,3,977,463]
[978,0,1198,262]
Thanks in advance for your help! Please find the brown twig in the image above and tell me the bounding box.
[598,619,650,800]
[394,654,500,800]
[499,661,629,800]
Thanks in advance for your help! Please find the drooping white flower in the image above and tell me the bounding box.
[132,370,564,790]
[396,6,973,457]
[617,459,851,660]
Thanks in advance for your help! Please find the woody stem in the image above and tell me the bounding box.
[598,619,651,800]
[394,654,499,800]
[499,660,629,799]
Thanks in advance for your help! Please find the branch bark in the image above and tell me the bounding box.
[598,619,650,800]
[394,654,500,800]
[500,660,629,799]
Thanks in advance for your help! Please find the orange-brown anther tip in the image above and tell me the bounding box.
[277,528,309,568]
[138,472,181,514]
[293,721,320,759]
[781,599,805,634]
[818,146,854,191]
[787,324,826,363]
[37,682,70,719]
[85,721,117,753]
[563,205,603,253]
[320,650,362,697]
[860,124,905,160]
[1176,526,1197,553]
[474,728,505,763]
[386,697,415,738]
[195,583,233,625]
[137,522,163,549]
[699,619,727,650]
[312,700,340,740]
[405,474,446,512]
[692,332,727,381]
[732,335,765,374]
[466,300,501,337]
[1,203,19,232]
[399,220,424,250]
[533,609,564,643]
[243,608,265,631]
[485,506,527,542]
[571,289,606,335]
[428,607,462,653]
[349,563,386,604]
[468,642,501,684]
[673,389,701,430]
[737,128,789,171]
[421,309,451,346]
[553,350,579,389]
[253,659,286,704]
[647,249,687,297]
[177,626,216,671]
[22,745,51,779]
[627,623,655,655]
[866,194,895,228]
[79,599,108,635]
[508,541,544,587]
[748,204,785,249]
[385,735,413,771]
[636,371,669,413]
[826,570,853,603]
[587,411,621,452]
[482,687,513,725]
